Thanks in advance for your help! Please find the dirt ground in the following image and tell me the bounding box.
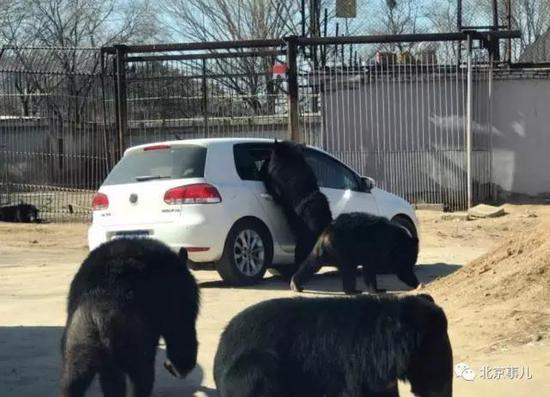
[1,204,549,396]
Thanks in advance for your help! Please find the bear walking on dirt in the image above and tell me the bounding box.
[291,212,420,295]
[60,238,199,397]
[214,294,453,397]
[260,140,333,270]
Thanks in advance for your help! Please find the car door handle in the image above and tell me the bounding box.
[260,193,273,201]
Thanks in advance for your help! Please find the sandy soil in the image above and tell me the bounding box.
[0,204,549,396]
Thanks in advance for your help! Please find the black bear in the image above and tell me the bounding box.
[291,212,419,295]
[0,203,40,223]
[214,294,453,397]
[60,238,199,397]
[260,140,333,270]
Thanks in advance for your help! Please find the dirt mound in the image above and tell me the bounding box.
[428,219,550,351]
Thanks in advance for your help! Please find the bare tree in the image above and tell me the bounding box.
[0,0,159,120]
[368,0,423,53]
[498,0,550,59]
[161,0,302,115]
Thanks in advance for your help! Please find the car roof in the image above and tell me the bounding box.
[124,137,276,155]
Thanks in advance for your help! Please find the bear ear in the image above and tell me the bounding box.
[178,247,188,264]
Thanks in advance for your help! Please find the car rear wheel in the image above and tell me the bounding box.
[216,218,272,285]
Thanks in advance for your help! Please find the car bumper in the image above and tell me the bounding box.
[88,216,229,263]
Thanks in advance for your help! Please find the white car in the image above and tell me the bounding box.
[88,138,419,285]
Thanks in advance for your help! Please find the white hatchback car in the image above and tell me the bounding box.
[88,138,419,285]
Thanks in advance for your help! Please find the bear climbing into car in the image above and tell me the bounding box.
[60,238,199,397]
[291,212,419,295]
[214,293,453,397]
[260,140,333,268]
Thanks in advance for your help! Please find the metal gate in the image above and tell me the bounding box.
[103,41,290,149]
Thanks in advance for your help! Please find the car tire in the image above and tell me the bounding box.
[391,215,418,240]
[216,218,273,286]
[268,263,299,279]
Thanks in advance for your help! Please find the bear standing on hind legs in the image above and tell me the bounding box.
[260,140,333,270]
[60,238,199,397]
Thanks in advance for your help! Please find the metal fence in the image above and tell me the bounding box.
[0,30,520,221]
[298,40,494,210]
[122,49,290,146]
[0,48,114,221]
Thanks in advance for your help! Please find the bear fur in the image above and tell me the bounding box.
[214,293,453,397]
[291,212,419,295]
[260,140,333,267]
[60,238,199,397]
[0,203,40,223]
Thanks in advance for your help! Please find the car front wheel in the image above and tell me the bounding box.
[216,218,273,285]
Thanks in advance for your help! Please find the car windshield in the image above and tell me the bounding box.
[103,145,206,185]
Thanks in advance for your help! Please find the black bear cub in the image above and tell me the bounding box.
[260,140,333,268]
[61,238,199,397]
[291,212,419,294]
[214,294,453,397]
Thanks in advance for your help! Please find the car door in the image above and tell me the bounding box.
[233,143,295,254]
[304,148,380,218]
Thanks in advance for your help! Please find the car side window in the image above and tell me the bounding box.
[304,149,360,191]
[233,144,272,181]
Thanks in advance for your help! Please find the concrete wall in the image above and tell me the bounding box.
[491,78,550,196]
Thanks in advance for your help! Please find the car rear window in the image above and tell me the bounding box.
[103,145,207,185]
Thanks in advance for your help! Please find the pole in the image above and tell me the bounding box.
[286,36,300,142]
[113,45,127,159]
[202,58,209,138]
[488,52,494,202]
[466,33,473,209]
[506,0,512,64]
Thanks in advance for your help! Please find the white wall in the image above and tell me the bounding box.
[492,79,550,196]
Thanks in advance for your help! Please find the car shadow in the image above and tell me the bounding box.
[0,326,217,397]
[198,262,462,295]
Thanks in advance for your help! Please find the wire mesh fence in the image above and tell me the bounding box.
[0,28,525,221]
[123,50,290,146]
[299,40,493,210]
[0,48,114,221]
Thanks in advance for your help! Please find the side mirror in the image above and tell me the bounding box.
[361,176,376,192]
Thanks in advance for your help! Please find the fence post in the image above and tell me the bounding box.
[113,44,128,159]
[488,51,495,202]
[202,58,209,138]
[466,33,473,209]
[286,36,300,142]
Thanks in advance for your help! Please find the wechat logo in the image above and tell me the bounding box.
[455,362,476,381]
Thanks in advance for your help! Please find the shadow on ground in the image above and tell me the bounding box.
[198,262,461,295]
[0,326,216,397]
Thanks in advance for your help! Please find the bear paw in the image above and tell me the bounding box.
[290,278,303,293]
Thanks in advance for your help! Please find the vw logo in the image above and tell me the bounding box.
[129,193,138,204]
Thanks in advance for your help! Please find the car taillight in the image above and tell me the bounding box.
[164,183,222,205]
[92,192,109,210]
[144,144,171,151]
